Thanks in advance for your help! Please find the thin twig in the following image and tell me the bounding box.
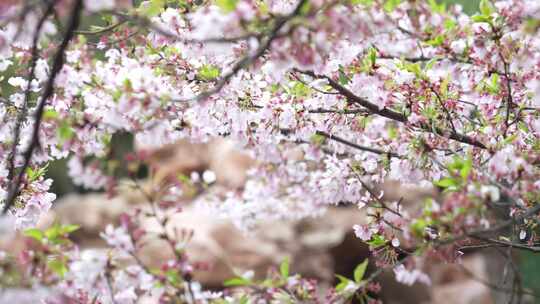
[316,130,400,158]
[74,20,126,35]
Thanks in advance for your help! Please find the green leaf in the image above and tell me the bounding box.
[197,64,221,81]
[338,68,350,85]
[366,234,386,248]
[471,15,493,24]
[444,19,457,30]
[425,35,445,47]
[335,274,352,291]
[290,81,311,97]
[299,1,311,15]
[460,157,472,180]
[239,296,249,304]
[25,167,36,181]
[428,0,446,14]
[480,73,500,95]
[335,280,349,292]
[387,126,397,139]
[280,257,290,278]
[26,163,49,182]
[491,73,499,86]
[58,121,74,143]
[350,0,373,5]
[310,133,326,146]
[353,259,368,283]
[48,258,67,278]
[45,224,61,241]
[43,109,59,120]
[440,76,449,97]
[223,277,251,287]
[60,224,80,234]
[166,269,182,286]
[23,228,44,242]
[410,219,427,237]
[139,0,165,17]
[216,0,238,12]
[479,0,494,16]
[434,177,458,189]
[368,47,376,66]
[503,133,518,145]
[403,62,423,78]
[383,0,401,12]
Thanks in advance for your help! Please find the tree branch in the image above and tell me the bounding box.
[3,0,83,214]
[6,0,57,189]
[316,130,400,158]
[296,69,487,149]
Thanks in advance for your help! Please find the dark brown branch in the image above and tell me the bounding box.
[6,0,57,188]
[306,108,369,115]
[316,130,400,158]
[3,0,83,213]
[430,86,456,133]
[296,69,488,149]
[470,236,540,253]
[290,71,340,95]
[437,203,540,246]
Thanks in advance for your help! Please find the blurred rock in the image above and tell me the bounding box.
[1,189,497,304]
[52,193,363,287]
[3,138,505,303]
[143,138,255,189]
[44,193,129,243]
[428,254,493,304]
[432,280,492,304]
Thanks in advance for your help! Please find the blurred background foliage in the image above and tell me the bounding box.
[445,0,481,14]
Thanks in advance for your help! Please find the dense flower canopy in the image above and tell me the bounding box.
[0,0,540,303]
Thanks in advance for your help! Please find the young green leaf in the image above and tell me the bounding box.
[60,224,80,234]
[139,0,165,17]
[338,68,350,85]
[216,0,238,12]
[280,257,290,278]
[383,0,401,12]
[434,177,459,190]
[198,64,221,81]
[353,259,368,283]
[223,277,251,287]
[479,0,494,16]
[58,120,74,143]
[48,258,68,278]
[366,234,387,248]
[335,274,352,291]
[23,228,44,242]
[460,157,472,180]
